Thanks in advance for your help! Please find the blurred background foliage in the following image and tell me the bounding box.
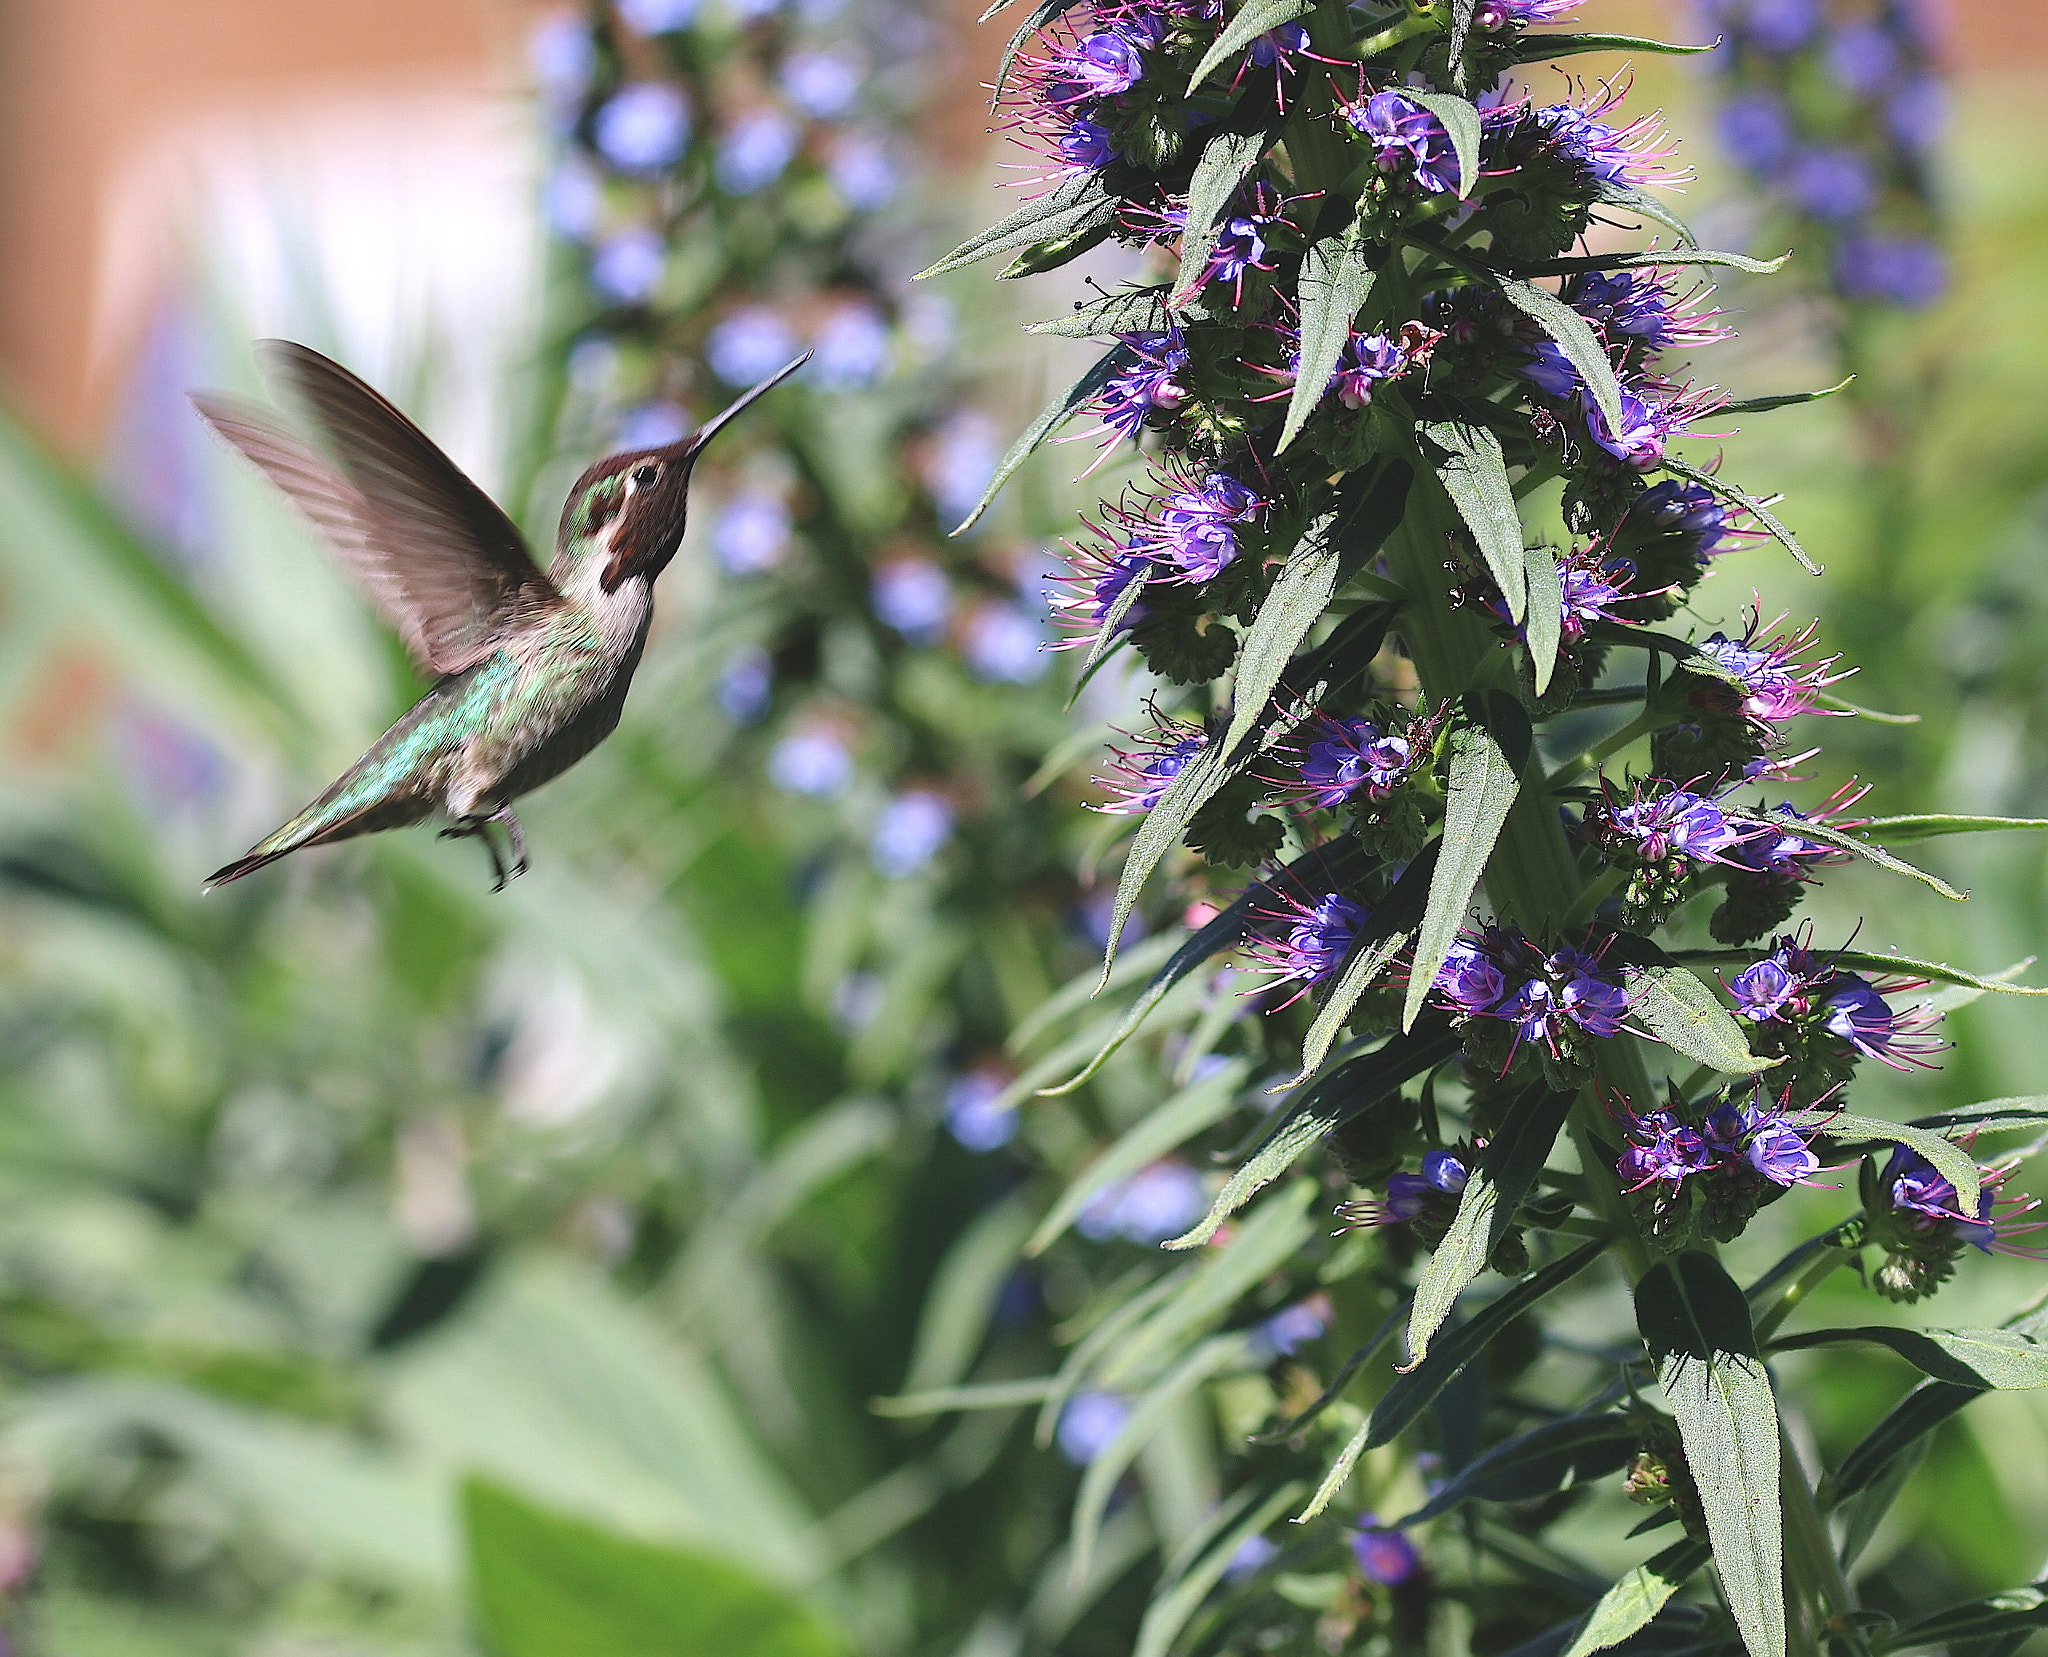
[0,0,2045,1653]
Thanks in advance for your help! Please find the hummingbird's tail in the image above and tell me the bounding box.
[205,792,431,890]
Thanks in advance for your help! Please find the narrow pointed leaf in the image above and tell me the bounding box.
[1818,691,1919,723]
[1360,1237,1610,1461]
[1219,514,1342,756]
[1506,30,1714,61]
[1012,930,1183,1054]
[1280,230,1375,453]
[1096,739,1234,987]
[1635,1252,1784,1657]
[1284,929,1410,1088]
[1671,946,2048,999]
[1403,718,1521,1030]
[1166,1024,1461,1249]
[1723,807,1964,900]
[1524,540,1563,694]
[952,344,1129,533]
[1499,279,1625,435]
[1907,1095,2048,1137]
[1861,814,2048,843]
[1397,1413,1638,1526]
[1559,1540,1714,1657]
[1527,249,1790,277]
[1718,376,1855,416]
[1407,91,1482,198]
[917,169,1114,280]
[1591,177,1698,246]
[1028,1059,1251,1254]
[1185,0,1312,91]
[1175,130,1272,303]
[1027,284,1172,338]
[872,1377,1059,1417]
[1068,561,1150,692]
[1000,216,1118,279]
[1134,1483,1305,1657]
[1788,1110,1981,1212]
[1249,1299,1409,1443]
[1621,963,1777,1075]
[1658,454,1817,575]
[1836,1434,1925,1571]
[1424,421,1526,620]
[1406,1083,1576,1365]
[1881,1586,2048,1652]
[1769,1325,2048,1390]
[1038,1269,1190,1445]
[1296,1415,1375,1524]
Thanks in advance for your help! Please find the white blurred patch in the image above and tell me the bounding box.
[492,964,636,1129]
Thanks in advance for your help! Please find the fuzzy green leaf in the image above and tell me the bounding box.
[1719,376,1855,416]
[1658,454,1818,575]
[1621,963,1779,1075]
[1559,1539,1714,1657]
[1185,0,1313,92]
[1670,946,2048,999]
[1505,29,1714,62]
[1026,284,1172,338]
[1770,1326,2048,1390]
[1591,177,1699,246]
[1526,248,1789,277]
[1789,1110,1982,1213]
[1175,129,1272,303]
[1499,278,1626,436]
[1407,91,1482,199]
[1096,740,1233,986]
[951,344,1129,533]
[1879,1586,2048,1652]
[1219,515,1342,756]
[1423,421,1527,621]
[917,169,1115,280]
[870,1377,1059,1417]
[1636,1253,1784,1657]
[1397,1413,1639,1527]
[1724,806,1965,900]
[1406,1082,1576,1365]
[1280,230,1375,453]
[1861,813,2048,843]
[1284,928,1411,1088]
[1907,1095,2048,1137]
[1403,716,1522,1031]
[1524,540,1563,694]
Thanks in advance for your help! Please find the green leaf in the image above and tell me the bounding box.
[1000,216,1118,279]
[1880,1586,2048,1652]
[1407,91,1482,198]
[1825,1379,1978,1509]
[1908,1095,2048,1137]
[1722,807,1965,901]
[1011,929,1183,1054]
[1357,1236,1609,1465]
[1621,962,1778,1075]
[1185,0,1313,91]
[1818,691,1919,724]
[1670,946,2048,1000]
[1248,1299,1409,1443]
[1423,421,1527,621]
[1028,1059,1251,1254]
[463,1479,842,1657]
[951,344,1129,534]
[900,1196,1036,1394]
[1026,283,1172,339]
[1096,735,1235,987]
[1523,540,1563,695]
[1068,560,1152,695]
[1505,29,1715,61]
[1769,1326,2048,1390]
[1789,1110,1982,1213]
[1040,839,1376,1092]
[1862,814,2048,843]
[1657,454,1817,575]
[1396,1412,1638,1526]
[1525,249,1790,277]
[1405,1082,1576,1365]
[1635,1253,1784,1657]
[1038,1269,1190,1444]
[1109,1180,1316,1380]
[1285,928,1411,1088]
[1280,230,1375,453]
[917,170,1116,281]
[1591,177,1698,246]
[1559,1539,1714,1657]
[1836,1432,1925,1571]
[1218,515,1342,756]
[1403,715,1523,1031]
[1499,278,1625,436]
[1175,130,1272,303]
[1072,1335,1246,1580]
[1718,376,1855,416]
[1134,1483,1305,1657]
[870,1377,1058,1417]
[1166,1024,1461,1249]
[993,0,1087,96]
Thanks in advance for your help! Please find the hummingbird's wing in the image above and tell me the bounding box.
[191,341,561,677]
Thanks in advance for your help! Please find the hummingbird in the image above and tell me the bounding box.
[194,339,808,891]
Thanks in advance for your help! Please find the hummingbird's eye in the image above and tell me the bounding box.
[630,462,661,489]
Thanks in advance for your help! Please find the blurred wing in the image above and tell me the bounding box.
[233,339,558,675]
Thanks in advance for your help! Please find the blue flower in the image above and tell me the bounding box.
[1288,715,1414,808]
[1349,91,1461,194]
[1077,1161,1207,1243]
[945,1066,1020,1151]
[593,82,692,173]
[706,307,802,385]
[1618,1111,1710,1190]
[1352,1522,1421,1586]
[1786,147,1876,222]
[1224,1535,1280,1581]
[811,304,892,389]
[1249,1293,1331,1361]
[769,728,855,795]
[925,411,1001,526]
[1825,21,1899,96]
[1095,719,1207,813]
[873,789,954,876]
[1421,1150,1469,1194]
[1717,92,1793,174]
[590,228,667,304]
[1247,891,1367,994]
[1435,939,1510,1018]
[530,15,597,111]
[1822,976,1942,1068]
[829,134,898,210]
[546,156,603,241]
[718,647,773,723]
[619,0,700,31]
[712,490,791,574]
[1836,235,1946,308]
[1095,329,1191,439]
[871,557,952,643]
[616,401,692,450]
[1627,479,1734,560]
[962,603,1051,683]
[1330,331,1406,408]
[781,49,863,117]
[1531,96,1684,189]
[1059,116,1119,172]
[1057,1392,1131,1463]
[716,110,800,194]
[1743,0,1820,54]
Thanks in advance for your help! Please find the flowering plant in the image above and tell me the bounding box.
[900,0,2048,1651]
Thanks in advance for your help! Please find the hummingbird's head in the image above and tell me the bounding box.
[562,351,811,592]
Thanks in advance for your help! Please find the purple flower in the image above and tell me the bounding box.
[1059,116,1119,172]
[706,307,803,386]
[1745,1117,1820,1186]
[769,728,855,796]
[1694,613,1851,729]
[1047,537,1154,647]
[590,228,667,304]
[1599,786,1751,864]
[1249,1293,1332,1360]
[1421,1150,1469,1194]
[1566,270,1728,354]
[1558,558,1636,637]
[1717,93,1793,174]
[1288,715,1414,808]
[1583,384,1718,470]
[963,602,1052,682]
[1475,0,1586,24]
[1078,1161,1207,1243]
[1625,479,1737,561]
[1352,1522,1421,1585]
[1186,184,1294,306]
[718,647,773,723]
[1095,329,1191,439]
[1728,950,1813,1022]
[873,790,955,877]
[1348,91,1461,194]
[1884,1148,2002,1252]
[945,1066,1020,1151]
[1148,470,1264,583]
[620,0,699,30]
[1887,75,1946,155]
[812,304,892,389]
[872,557,952,643]
[781,49,862,117]
[712,490,791,574]
[546,156,603,241]
[716,110,800,194]
[616,400,692,450]
[1224,1535,1281,1581]
[1059,30,1147,97]
[1786,148,1876,223]
[1331,332,1406,408]
[1545,946,1630,1038]
[1531,97,1685,189]
[1836,235,1947,308]
[1516,340,1581,398]
[1618,1111,1711,1190]
[531,15,596,117]
[1095,720,1209,813]
[830,134,898,209]
[926,411,1001,526]
[1822,976,1943,1069]
[593,82,692,173]
[1433,930,1517,1018]
[1246,891,1368,993]
[1057,1392,1132,1463]
[1744,0,1820,54]
[1826,21,1899,95]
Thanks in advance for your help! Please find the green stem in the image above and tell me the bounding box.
[1781,1422,1870,1657]
[1546,703,1667,791]
[1752,1246,1850,1345]
[1353,10,1439,57]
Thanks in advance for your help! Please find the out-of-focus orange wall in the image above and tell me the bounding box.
[0,0,2040,460]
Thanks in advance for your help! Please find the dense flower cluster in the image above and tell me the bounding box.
[1617,1085,1829,1245]
[1698,0,1947,307]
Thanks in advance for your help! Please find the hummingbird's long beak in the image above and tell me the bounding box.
[681,351,812,462]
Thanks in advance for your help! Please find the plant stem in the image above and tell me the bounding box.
[1780,1422,1871,1657]
[1752,1245,1850,1344]
[1546,703,1667,791]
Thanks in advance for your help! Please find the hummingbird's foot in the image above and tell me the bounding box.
[440,811,523,891]
[487,806,529,883]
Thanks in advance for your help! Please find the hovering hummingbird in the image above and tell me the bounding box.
[194,339,808,891]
